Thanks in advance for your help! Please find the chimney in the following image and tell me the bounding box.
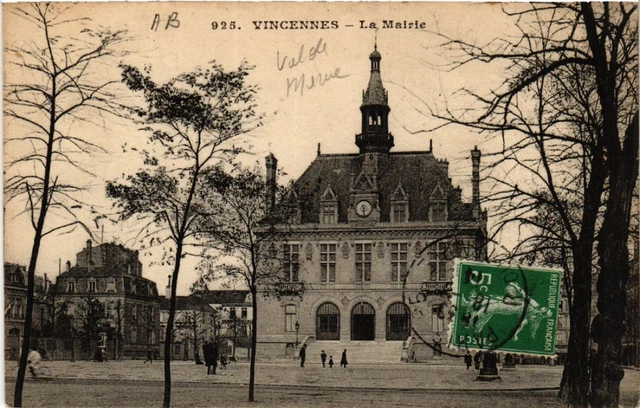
[453,186,462,203]
[166,275,172,298]
[86,239,93,264]
[471,147,481,219]
[265,153,278,212]
[66,260,71,273]
[317,143,321,156]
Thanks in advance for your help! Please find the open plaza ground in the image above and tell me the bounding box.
[4,360,640,407]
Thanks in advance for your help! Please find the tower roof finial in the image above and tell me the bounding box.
[374,29,378,51]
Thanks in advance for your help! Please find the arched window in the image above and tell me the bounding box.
[316,302,340,340]
[386,302,410,340]
[8,328,20,336]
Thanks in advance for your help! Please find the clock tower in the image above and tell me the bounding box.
[348,44,392,224]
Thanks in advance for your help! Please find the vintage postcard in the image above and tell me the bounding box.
[3,2,639,407]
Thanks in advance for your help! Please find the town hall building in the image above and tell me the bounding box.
[257,46,487,361]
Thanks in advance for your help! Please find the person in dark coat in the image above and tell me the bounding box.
[328,356,334,368]
[144,346,153,364]
[474,352,482,370]
[203,341,212,375]
[299,344,307,367]
[464,351,472,370]
[211,342,219,375]
[340,349,348,368]
[320,350,327,368]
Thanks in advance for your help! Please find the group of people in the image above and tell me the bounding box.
[463,351,483,370]
[202,341,220,375]
[299,345,348,369]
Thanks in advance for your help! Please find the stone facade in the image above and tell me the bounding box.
[256,46,487,360]
[54,241,160,359]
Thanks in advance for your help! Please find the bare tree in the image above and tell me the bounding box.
[75,295,105,358]
[196,164,298,402]
[106,61,261,407]
[176,310,207,364]
[428,4,637,406]
[3,5,127,404]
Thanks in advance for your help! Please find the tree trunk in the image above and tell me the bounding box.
[558,258,592,407]
[13,72,57,407]
[248,285,258,402]
[591,114,638,407]
[163,243,184,408]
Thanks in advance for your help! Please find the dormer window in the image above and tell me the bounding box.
[322,205,336,224]
[430,202,447,222]
[67,280,76,293]
[393,203,407,222]
[88,279,97,293]
[429,184,447,222]
[320,185,338,225]
[106,279,116,293]
[391,182,409,223]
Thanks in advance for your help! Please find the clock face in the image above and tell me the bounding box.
[356,200,373,217]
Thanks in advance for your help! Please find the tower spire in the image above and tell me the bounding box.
[356,44,393,155]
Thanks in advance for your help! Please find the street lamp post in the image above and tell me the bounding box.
[295,321,300,348]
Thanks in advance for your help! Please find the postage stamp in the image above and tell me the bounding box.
[448,260,562,356]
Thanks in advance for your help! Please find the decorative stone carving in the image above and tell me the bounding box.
[341,241,351,259]
[377,241,386,258]
[341,296,350,306]
[415,241,422,257]
[305,242,314,261]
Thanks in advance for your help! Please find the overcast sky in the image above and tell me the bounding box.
[4,2,522,295]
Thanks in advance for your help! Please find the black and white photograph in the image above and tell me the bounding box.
[2,2,639,407]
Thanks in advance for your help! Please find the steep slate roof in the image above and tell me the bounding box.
[293,151,475,224]
[362,69,387,106]
[59,266,154,280]
[160,295,213,312]
[198,290,250,305]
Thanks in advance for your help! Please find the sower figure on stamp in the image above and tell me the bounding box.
[299,344,307,367]
[320,350,327,367]
[464,351,472,370]
[340,349,348,368]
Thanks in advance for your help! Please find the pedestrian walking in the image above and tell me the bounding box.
[328,356,334,368]
[203,341,212,375]
[340,349,348,368]
[211,342,219,375]
[144,346,153,364]
[474,352,482,370]
[320,350,327,367]
[299,344,307,367]
[27,349,42,378]
[464,351,472,370]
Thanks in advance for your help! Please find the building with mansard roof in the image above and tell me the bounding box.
[256,46,487,362]
[53,240,160,360]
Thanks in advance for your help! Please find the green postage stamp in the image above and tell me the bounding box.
[449,260,562,356]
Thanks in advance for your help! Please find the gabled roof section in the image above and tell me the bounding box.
[352,170,376,191]
[293,151,478,223]
[391,182,409,201]
[320,185,338,201]
[430,183,446,200]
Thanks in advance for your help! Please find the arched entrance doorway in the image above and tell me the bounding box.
[316,302,340,340]
[386,302,410,340]
[351,302,375,340]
